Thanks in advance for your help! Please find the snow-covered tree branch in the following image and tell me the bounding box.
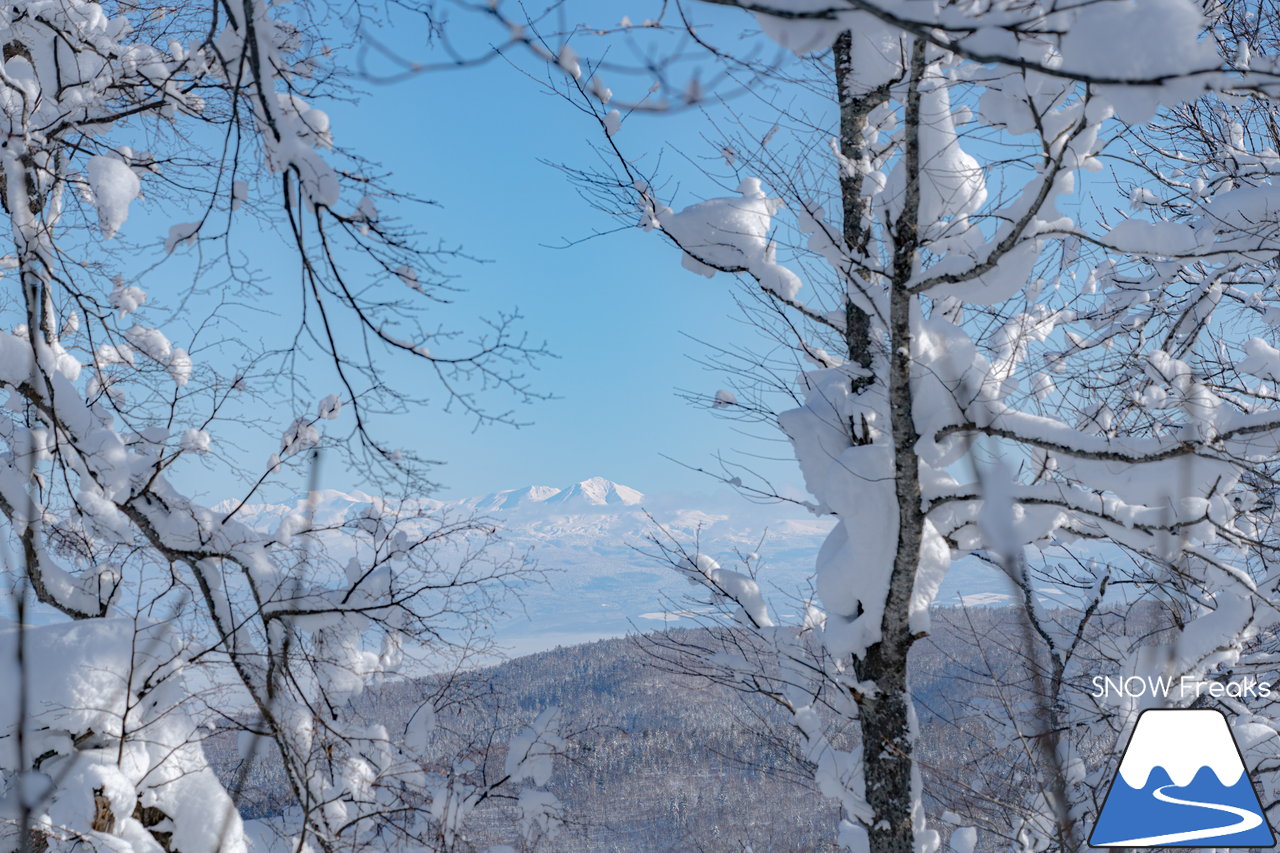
[538,0,1280,849]
[0,0,563,850]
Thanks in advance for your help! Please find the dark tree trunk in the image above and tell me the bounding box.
[835,36,929,853]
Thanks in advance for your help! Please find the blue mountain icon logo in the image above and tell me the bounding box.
[1090,708,1275,847]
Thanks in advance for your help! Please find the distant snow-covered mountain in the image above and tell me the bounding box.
[441,477,835,651]
[469,476,644,513]
[231,477,1021,655]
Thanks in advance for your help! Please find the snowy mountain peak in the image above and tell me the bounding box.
[474,484,564,512]
[1118,709,1246,789]
[472,478,643,512]
[524,485,564,502]
[544,477,644,507]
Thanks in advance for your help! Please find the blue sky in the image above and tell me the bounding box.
[84,3,811,510]
[120,6,1123,508]
[304,24,801,500]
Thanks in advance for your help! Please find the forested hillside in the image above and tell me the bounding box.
[203,608,1107,851]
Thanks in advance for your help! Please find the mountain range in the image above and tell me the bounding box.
[472,477,645,512]
[231,477,1023,655]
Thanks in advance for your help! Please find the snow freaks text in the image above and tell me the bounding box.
[1091,676,1274,700]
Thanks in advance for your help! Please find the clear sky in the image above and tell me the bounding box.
[100,5,814,507]
[303,19,804,501]
[121,5,1108,507]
